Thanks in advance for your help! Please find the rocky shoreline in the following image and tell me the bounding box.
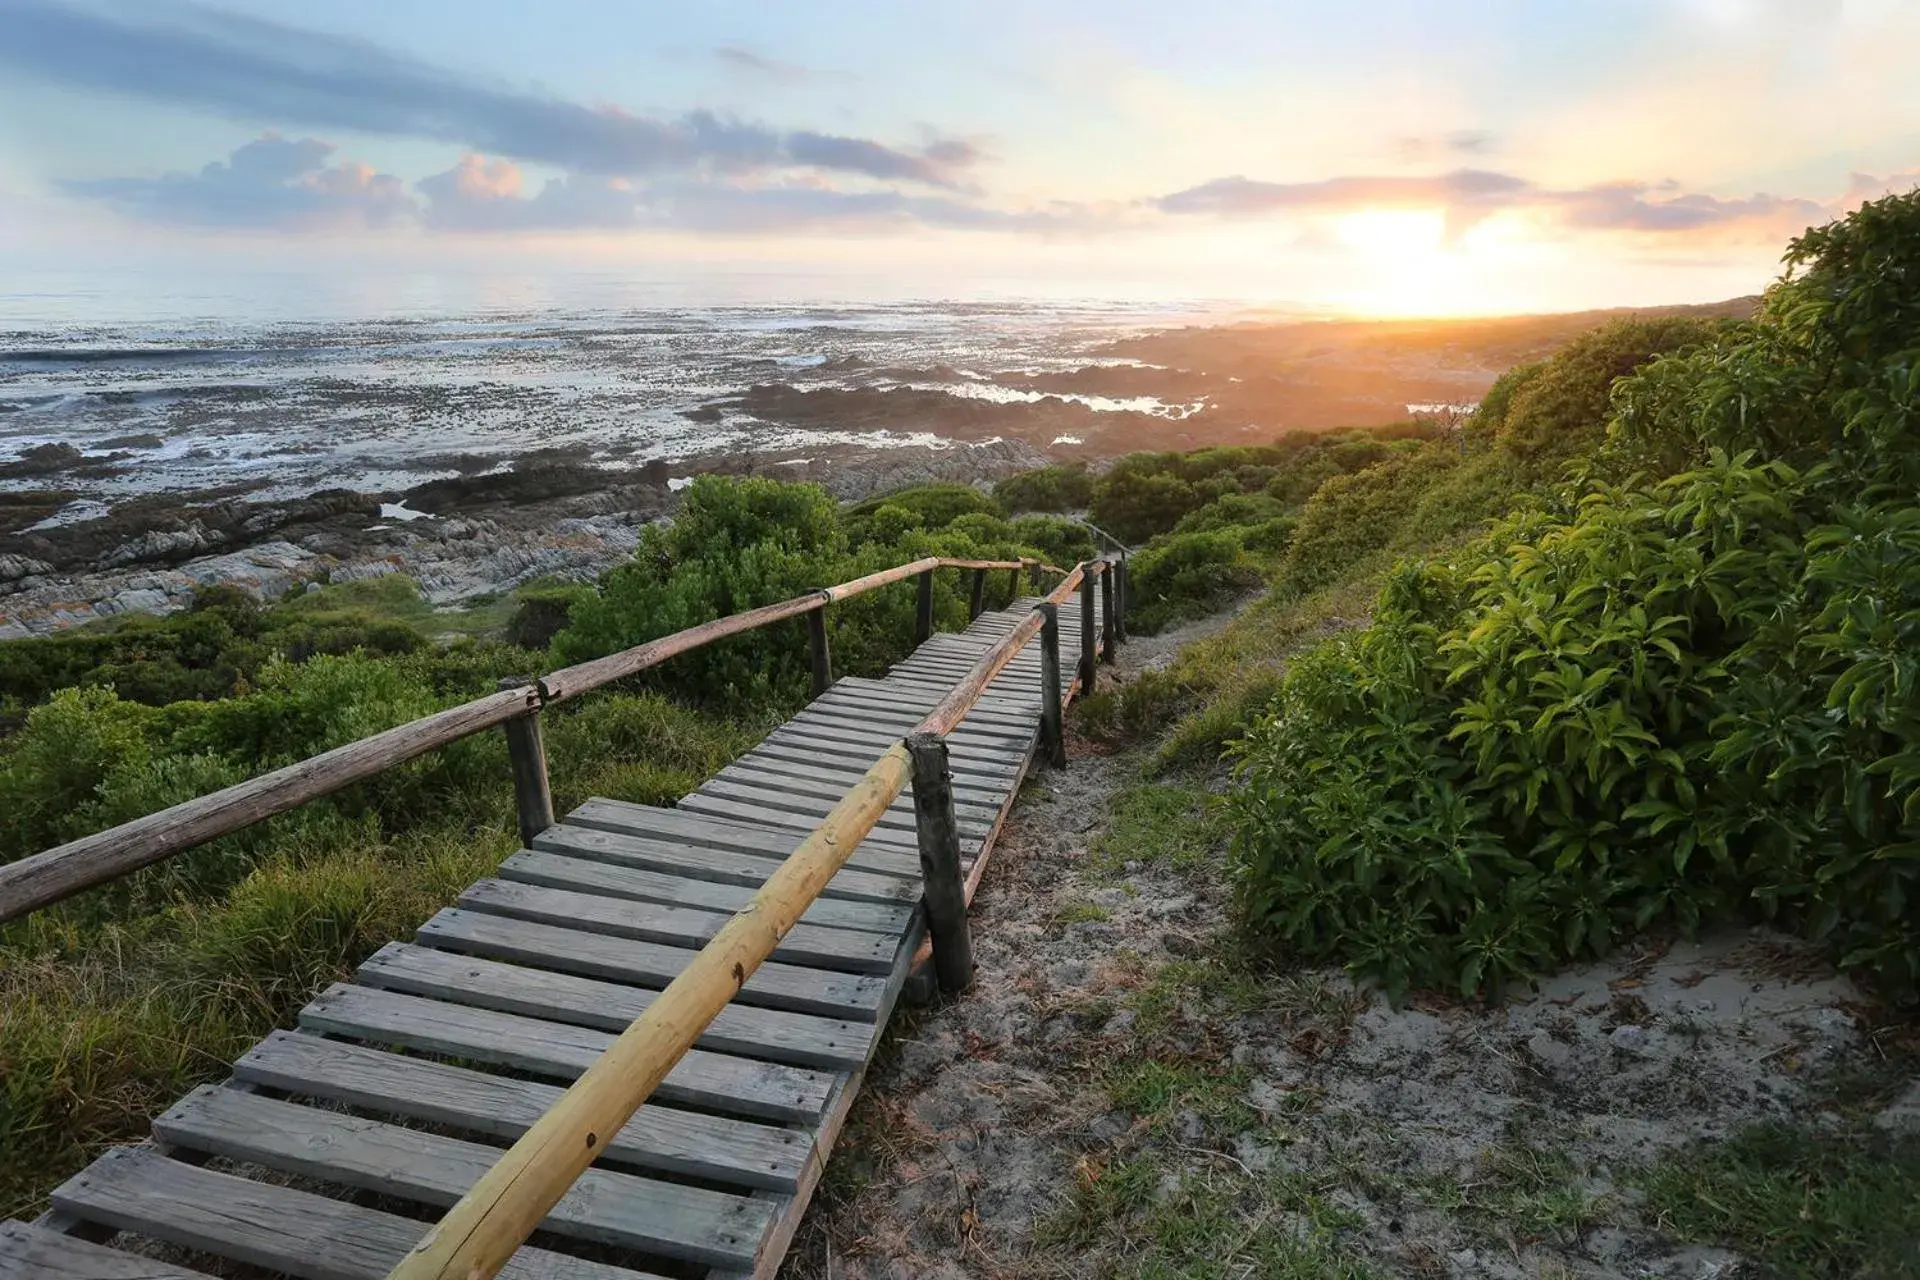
[0,437,1048,639]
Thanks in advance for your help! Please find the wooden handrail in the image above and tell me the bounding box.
[0,686,539,926]
[0,555,1035,924]
[388,557,1112,1280]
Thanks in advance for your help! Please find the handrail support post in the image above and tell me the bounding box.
[968,567,987,621]
[807,606,833,696]
[1114,554,1128,641]
[1035,602,1066,768]
[497,677,555,847]
[905,731,974,995]
[1078,565,1099,694]
[915,568,935,644]
[1101,560,1118,664]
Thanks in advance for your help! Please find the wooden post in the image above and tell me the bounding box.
[1006,564,1021,603]
[497,678,554,847]
[1036,602,1066,768]
[1113,555,1128,641]
[1027,560,1045,591]
[905,732,973,995]
[915,568,935,643]
[1101,560,1117,664]
[1078,565,1098,694]
[968,567,987,620]
[807,607,832,696]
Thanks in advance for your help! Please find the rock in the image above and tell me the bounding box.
[1087,1111,1130,1142]
[1174,1110,1206,1143]
[1527,1029,1573,1069]
[1144,893,1195,918]
[1609,1024,1648,1052]
[1876,1081,1920,1135]
[1103,1009,1137,1037]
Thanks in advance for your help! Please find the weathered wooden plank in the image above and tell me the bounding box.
[729,747,1007,806]
[0,1221,218,1280]
[153,1086,773,1269]
[234,1031,810,1191]
[460,878,898,974]
[566,798,924,879]
[821,686,1035,728]
[791,705,1036,748]
[50,1147,649,1280]
[360,943,874,1070]
[752,732,1018,790]
[760,722,1023,781]
[693,775,993,841]
[300,983,835,1123]
[675,793,946,858]
[717,759,1003,822]
[499,849,912,935]
[530,822,919,905]
[670,788,921,846]
[693,775,927,838]
[693,775,995,842]
[418,909,886,1020]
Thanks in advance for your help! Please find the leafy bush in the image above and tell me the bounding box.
[1488,317,1722,468]
[1230,190,1920,1000]
[1173,492,1289,535]
[995,465,1094,513]
[844,482,998,539]
[1090,466,1203,545]
[504,584,593,650]
[1128,531,1264,634]
[1011,514,1097,566]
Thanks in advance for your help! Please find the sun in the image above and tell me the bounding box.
[1335,208,1447,259]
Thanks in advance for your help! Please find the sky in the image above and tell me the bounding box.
[1,0,1917,318]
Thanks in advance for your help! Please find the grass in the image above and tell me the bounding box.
[1038,1152,1382,1279]
[1091,781,1224,876]
[1636,1121,1920,1278]
[275,573,525,641]
[1073,568,1381,774]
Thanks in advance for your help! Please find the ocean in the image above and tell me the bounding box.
[0,268,1238,514]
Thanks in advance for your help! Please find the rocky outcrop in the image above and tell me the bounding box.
[0,436,1057,639]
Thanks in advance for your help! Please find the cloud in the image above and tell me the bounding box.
[713,45,838,84]
[1159,167,1832,239]
[1159,170,1530,216]
[418,156,639,231]
[2,0,975,187]
[1393,130,1498,162]
[60,133,412,229]
[413,153,1084,235]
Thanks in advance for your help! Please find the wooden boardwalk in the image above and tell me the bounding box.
[4,582,1107,1280]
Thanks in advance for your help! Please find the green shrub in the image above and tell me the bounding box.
[995,465,1094,513]
[1010,515,1097,566]
[1281,448,1462,593]
[1128,531,1263,634]
[1172,492,1289,536]
[1492,316,1722,468]
[845,482,998,534]
[1090,466,1202,544]
[504,584,592,650]
[1230,190,1920,1000]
